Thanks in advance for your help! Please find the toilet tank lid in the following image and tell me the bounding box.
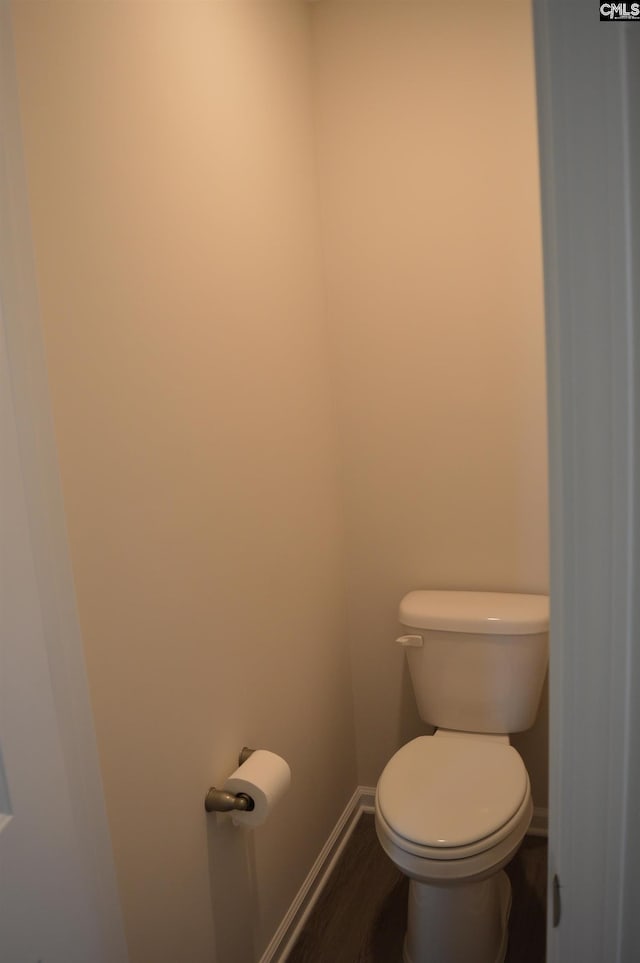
[399,591,549,635]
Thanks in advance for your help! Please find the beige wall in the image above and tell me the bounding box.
[12,0,549,959]
[11,3,357,962]
[311,0,549,801]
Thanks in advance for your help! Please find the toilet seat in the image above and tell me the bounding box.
[376,736,531,865]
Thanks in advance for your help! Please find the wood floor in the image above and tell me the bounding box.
[287,814,547,963]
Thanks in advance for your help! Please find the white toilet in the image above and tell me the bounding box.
[375,590,549,963]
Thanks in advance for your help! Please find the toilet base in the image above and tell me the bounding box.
[402,870,511,963]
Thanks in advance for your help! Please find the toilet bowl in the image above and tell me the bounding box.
[375,732,533,963]
[377,590,549,963]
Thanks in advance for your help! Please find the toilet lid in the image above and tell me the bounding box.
[377,736,528,849]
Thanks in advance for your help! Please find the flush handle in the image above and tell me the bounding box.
[396,634,423,647]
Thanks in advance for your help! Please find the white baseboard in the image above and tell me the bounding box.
[260,788,547,963]
[528,806,549,838]
[359,785,376,813]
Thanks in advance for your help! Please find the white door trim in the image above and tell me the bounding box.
[533,5,639,960]
[0,6,128,959]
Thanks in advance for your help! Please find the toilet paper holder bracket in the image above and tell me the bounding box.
[204,747,256,814]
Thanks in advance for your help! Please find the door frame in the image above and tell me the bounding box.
[533,3,639,959]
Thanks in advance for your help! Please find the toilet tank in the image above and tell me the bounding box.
[398,591,549,734]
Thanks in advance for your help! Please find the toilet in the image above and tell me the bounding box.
[375,590,549,963]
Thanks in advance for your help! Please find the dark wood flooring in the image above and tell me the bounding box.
[287,814,547,963]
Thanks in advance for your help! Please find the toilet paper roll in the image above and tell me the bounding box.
[224,749,291,828]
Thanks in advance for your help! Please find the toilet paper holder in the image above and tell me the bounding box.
[204,747,255,814]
